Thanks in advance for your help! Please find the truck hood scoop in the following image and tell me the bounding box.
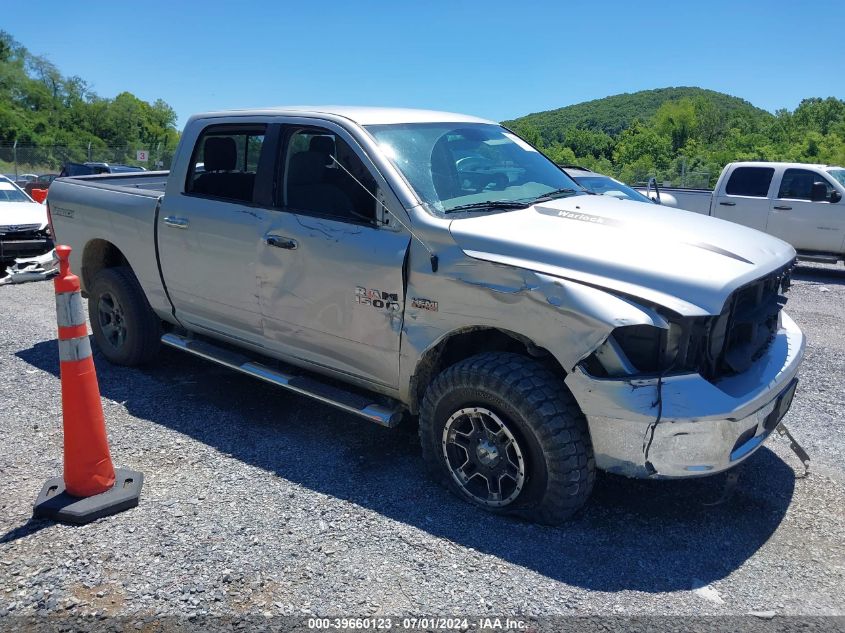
[448,195,795,315]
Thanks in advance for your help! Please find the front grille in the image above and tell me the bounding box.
[704,261,793,379]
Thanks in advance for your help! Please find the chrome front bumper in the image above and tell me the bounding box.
[565,311,806,478]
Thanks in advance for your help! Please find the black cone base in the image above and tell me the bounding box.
[33,468,144,525]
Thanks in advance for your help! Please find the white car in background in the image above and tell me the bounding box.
[560,165,657,204]
[0,175,53,266]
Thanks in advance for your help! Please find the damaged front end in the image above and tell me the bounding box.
[582,261,793,383]
[0,224,54,265]
[566,261,804,478]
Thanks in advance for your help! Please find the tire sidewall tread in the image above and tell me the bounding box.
[419,352,595,525]
[88,266,160,366]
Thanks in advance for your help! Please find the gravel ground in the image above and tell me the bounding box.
[0,264,843,623]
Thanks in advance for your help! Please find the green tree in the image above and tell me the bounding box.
[509,121,543,148]
[653,98,698,152]
[613,121,672,170]
[0,30,180,171]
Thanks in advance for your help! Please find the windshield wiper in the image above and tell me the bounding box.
[529,188,578,203]
[443,200,531,214]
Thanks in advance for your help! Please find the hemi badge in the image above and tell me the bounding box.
[411,297,438,312]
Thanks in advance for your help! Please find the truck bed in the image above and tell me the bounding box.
[59,170,170,195]
[634,186,712,215]
[48,172,171,315]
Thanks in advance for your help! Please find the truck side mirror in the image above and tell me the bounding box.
[830,190,842,203]
[810,182,828,202]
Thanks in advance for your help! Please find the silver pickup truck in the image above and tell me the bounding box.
[48,107,805,523]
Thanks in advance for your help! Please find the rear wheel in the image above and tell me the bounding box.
[88,266,161,366]
[419,352,595,524]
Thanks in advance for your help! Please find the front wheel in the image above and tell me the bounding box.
[419,352,595,524]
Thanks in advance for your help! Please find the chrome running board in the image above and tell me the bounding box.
[161,333,403,428]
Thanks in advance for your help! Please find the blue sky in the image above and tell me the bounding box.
[5,0,844,128]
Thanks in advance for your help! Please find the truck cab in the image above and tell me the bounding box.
[716,162,844,258]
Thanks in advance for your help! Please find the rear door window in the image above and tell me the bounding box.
[186,126,266,203]
[725,167,775,197]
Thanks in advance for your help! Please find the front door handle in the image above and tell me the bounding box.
[265,235,298,250]
[773,205,792,211]
[163,216,189,229]
[719,201,736,206]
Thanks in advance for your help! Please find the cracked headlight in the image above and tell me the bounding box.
[583,315,720,378]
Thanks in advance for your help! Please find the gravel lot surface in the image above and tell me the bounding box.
[0,264,843,623]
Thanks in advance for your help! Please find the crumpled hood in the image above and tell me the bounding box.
[448,195,796,316]
[0,201,48,231]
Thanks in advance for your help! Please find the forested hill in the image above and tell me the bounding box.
[0,30,179,168]
[503,87,845,187]
[504,87,771,140]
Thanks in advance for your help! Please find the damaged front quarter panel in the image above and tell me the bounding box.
[400,249,670,408]
[523,271,670,372]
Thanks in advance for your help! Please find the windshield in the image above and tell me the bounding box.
[573,175,652,203]
[365,122,583,213]
[827,169,845,187]
[0,180,32,203]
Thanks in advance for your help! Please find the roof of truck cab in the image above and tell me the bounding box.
[728,161,834,169]
[190,106,496,126]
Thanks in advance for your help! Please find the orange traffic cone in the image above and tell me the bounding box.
[33,245,143,524]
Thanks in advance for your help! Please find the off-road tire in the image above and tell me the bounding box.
[88,266,161,366]
[419,352,595,524]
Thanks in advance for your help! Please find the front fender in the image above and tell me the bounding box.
[399,252,667,404]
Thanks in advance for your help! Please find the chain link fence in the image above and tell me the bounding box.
[628,158,712,190]
[644,171,711,189]
[0,143,176,178]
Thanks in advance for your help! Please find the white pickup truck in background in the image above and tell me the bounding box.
[637,162,845,264]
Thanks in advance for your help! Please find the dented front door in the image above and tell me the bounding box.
[257,211,410,388]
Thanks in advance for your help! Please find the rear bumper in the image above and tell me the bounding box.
[0,237,54,262]
[565,311,805,478]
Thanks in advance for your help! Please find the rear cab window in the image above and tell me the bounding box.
[724,167,775,197]
[185,125,266,203]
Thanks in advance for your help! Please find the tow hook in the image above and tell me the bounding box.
[703,423,811,507]
[776,422,811,478]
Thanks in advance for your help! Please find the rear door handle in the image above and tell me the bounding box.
[163,216,189,229]
[265,235,298,250]
[719,201,736,206]
[773,205,792,211]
